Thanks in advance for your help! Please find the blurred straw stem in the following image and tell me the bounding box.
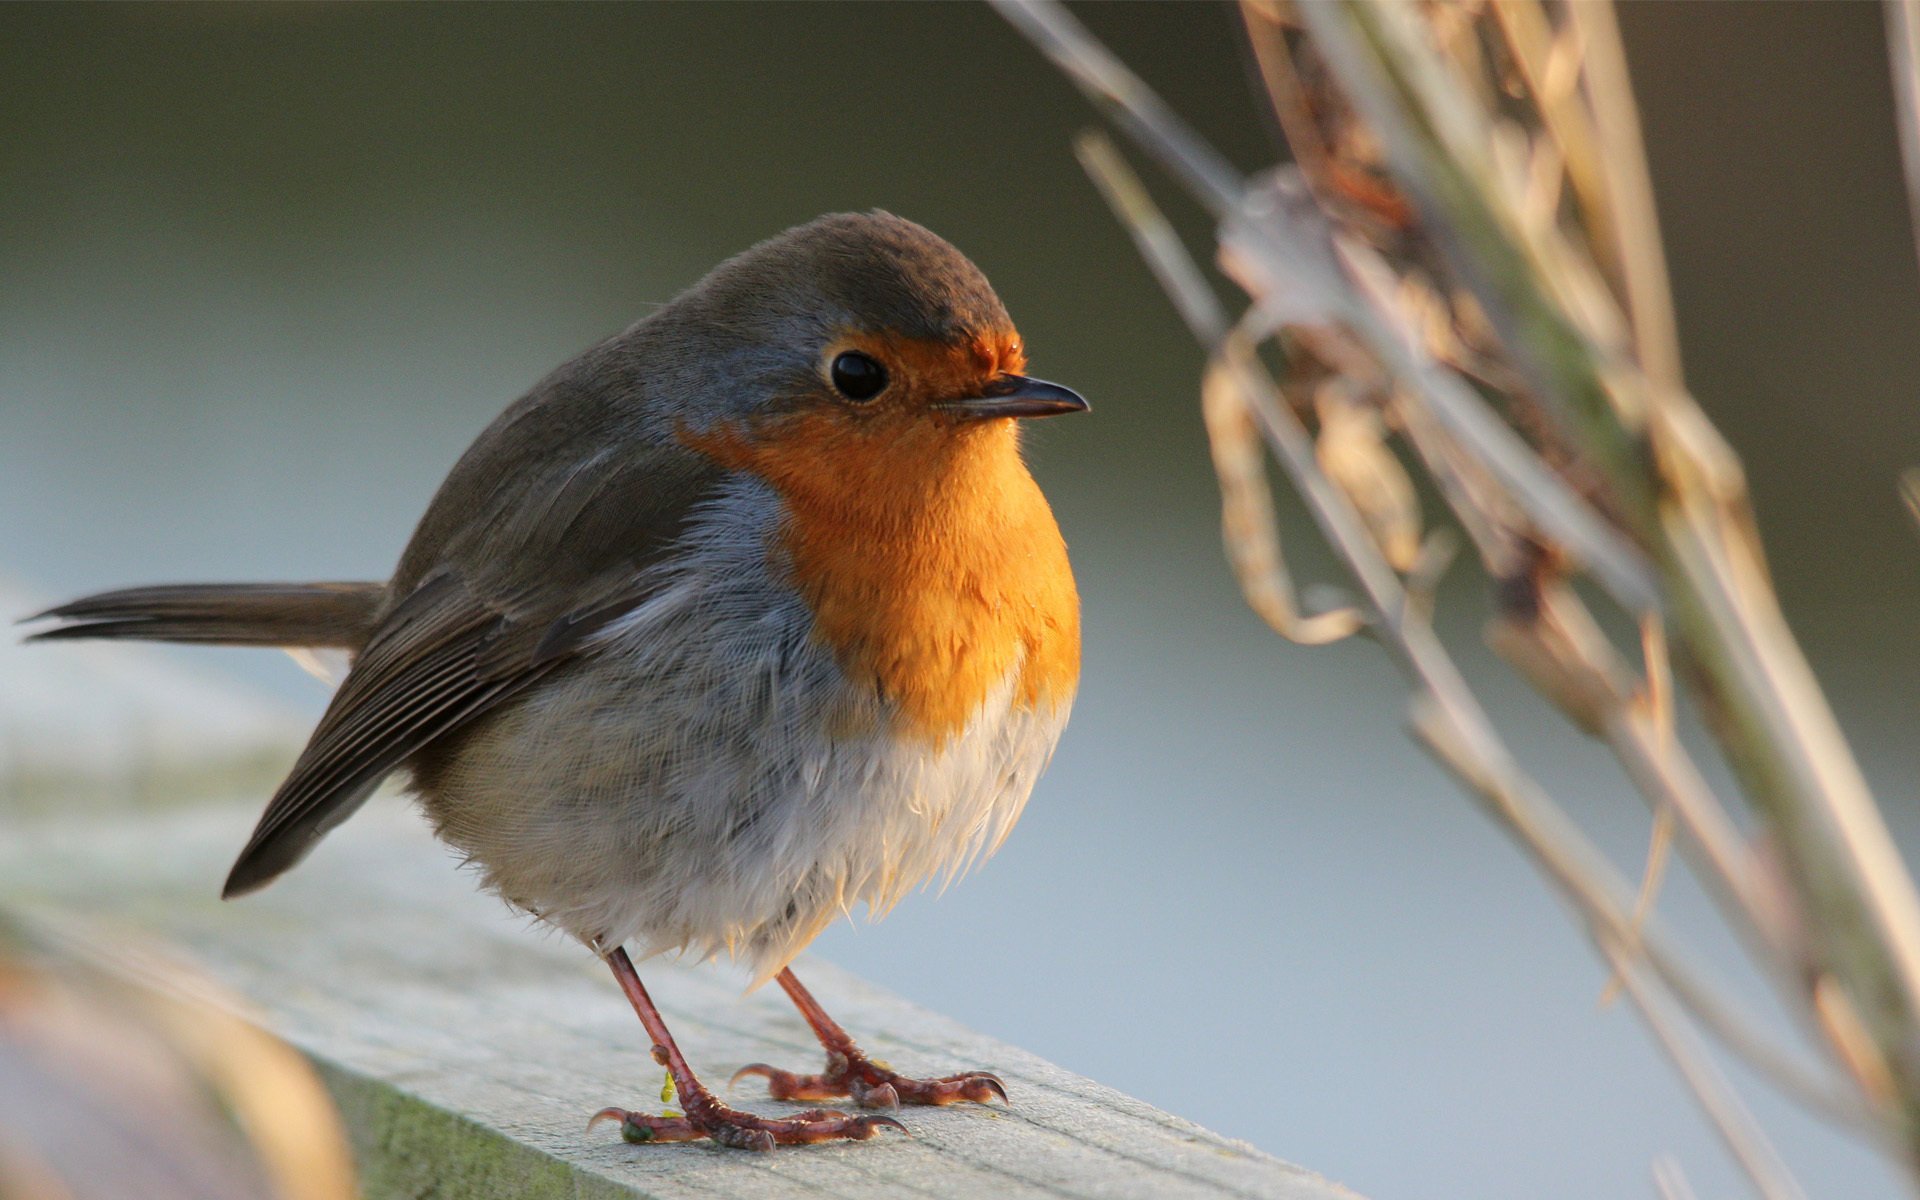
[1072,125,1870,1152]
[1653,1155,1702,1200]
[1299,0,1920,1132]
[1002,0,1920,1188]
[1553,0,1685,392]
[1601,934,1807,1200]
[1887,0,1920,283]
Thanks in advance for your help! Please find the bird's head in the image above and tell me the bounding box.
[654,212,1086,497]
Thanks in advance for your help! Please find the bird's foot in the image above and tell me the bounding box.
[589,1088,905,1152]
[731,1049,1008,1110]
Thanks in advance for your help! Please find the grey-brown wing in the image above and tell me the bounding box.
[223,575,534,895]
[222,416,725,898]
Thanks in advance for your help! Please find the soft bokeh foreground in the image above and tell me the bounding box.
[5,5,1919,1197]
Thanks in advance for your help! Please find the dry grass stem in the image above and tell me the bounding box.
[1653,1155,1702,1200]
[1886,0,1920,283]
[1600,617,1679,1007]
[1002,0,1920,1189]
[1601,805,1674,1009]
[1074,133,1362,646]
[1600,936,1807,1200]
[1558,0,1684,392]
[1298,12,1920,1104]
[1074,124,1869,1147]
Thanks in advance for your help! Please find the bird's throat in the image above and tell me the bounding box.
[686,416,1080,745]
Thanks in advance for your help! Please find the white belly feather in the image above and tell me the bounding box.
[413,481,1072,981]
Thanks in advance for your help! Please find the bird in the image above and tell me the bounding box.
[25,211,1087,1152]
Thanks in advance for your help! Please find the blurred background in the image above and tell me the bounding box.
[3,3,1917,1196]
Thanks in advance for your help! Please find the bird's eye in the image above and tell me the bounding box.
[829,351,889,402]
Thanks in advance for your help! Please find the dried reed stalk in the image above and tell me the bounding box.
[998,0,1920,1192]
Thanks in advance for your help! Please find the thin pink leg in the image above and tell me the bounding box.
[589,948,906,1151]
[731,967,1008,1110]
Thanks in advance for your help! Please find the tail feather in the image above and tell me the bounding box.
[24,582,383,651]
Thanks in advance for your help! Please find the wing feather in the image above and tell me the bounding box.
[221,413,726,897]
[223,575,547,895]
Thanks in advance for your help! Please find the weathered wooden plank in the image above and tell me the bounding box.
[1,581,1360,1199]
[0,800,1359,1200]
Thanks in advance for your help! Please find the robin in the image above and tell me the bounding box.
[27,211,1086,1151]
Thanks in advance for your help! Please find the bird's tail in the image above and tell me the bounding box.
[22,582,383,652]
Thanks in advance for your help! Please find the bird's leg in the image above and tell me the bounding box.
[731,968,1008,1109]
[589,947,905,1151]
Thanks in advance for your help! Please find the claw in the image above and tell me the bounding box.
[952,1075,1013,1098]
[587,1107,628,1133]
[863,1115,910,1138]
[729,1063,775,1090]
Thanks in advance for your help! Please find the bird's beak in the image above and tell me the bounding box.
[938,374,1090,421]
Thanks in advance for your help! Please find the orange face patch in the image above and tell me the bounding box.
[683,335,1078,745]
[825,330,1027,410]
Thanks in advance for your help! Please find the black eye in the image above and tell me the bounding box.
[830,351,889,402]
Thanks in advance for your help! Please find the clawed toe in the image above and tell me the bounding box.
[733,1052,1009,1109]
[730,1060,852,1104]
[882,1069,1006,1107]
[591,1102,906,1151]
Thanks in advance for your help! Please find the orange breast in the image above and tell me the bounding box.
[689,413,1079,746]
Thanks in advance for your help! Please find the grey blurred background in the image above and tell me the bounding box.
[3,3,1916,1197]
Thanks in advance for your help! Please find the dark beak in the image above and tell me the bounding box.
[938,374,1090,421]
